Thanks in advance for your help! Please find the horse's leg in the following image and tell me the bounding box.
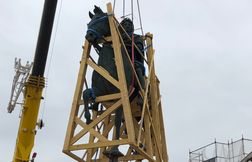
[84,104,92,124]
[82,89,94,124]
[115,107,123,140]
[103,106,124,161]
[110,106,123,152]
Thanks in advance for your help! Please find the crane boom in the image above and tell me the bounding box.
[12,0,58,161]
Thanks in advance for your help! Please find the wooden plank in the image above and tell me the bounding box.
[75,117,108,142]
[143,99,163,161]
[90,159,109,162]
[146,33,162,162]
[63,40,91,150]
[107,3,135,143]
[119,155,144,161]
[89,129,108,142]
[87,59,120,89]
[137,50,155,145]
[78,93,121,105]
[101,117,114,137]
[70,99,122,145]
[89,155,144,162]
[95,93,121,102]
[131,144,155,162]
[99,116,111,160]
[144,110,153,156]
[125,146,133,157]
[69,139,129,151]
[150,119,162,161]
[86,111,99,161]
[157,82,169,162]
[119,122,127,139]
[63,150,85,162]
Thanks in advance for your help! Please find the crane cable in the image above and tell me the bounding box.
[40,0,63,120]
[137,0,144,36]
[113,0,116,13]
[123,0,125,17]
[112,0,145,93]
[113,0,144,36]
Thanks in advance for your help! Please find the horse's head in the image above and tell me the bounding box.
[86,6,110,43]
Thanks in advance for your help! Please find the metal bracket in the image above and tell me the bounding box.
[7,58,33,113]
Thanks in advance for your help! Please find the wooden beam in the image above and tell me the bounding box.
[99,116,112,160]
[69,139,129,151]
[119,155,144,161]
[131,144,155,162]
[87,59,120,89]
[63,40,91,150]
[146,33,162,162]
[62,150,85,162]
[144,110,153,156]
[157,82,169,162]
[78,93,121,105]
[137,50,155,145]
[74,115,109,142]
[107,3,135,143]
[70,99,122,145]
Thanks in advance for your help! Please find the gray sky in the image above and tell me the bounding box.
[1,0,252,162]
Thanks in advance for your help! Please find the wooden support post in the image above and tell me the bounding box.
[63,40,91,151]
[107,3,135,143]
[157,81,169,162]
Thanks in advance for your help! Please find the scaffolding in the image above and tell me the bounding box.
[189,137,252,162]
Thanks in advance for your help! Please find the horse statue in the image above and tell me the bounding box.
[83,5,145,160]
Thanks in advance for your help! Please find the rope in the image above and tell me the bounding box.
[113,0,116,13]
[41,0,63,120]
[131,0,134,24]
[123,0,125,17]
[137,0,144,36]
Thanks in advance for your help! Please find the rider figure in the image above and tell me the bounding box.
[119,18,145,90]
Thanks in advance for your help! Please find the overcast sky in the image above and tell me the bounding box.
[1,0,252,162]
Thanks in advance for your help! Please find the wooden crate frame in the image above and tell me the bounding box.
[63,3,168,162]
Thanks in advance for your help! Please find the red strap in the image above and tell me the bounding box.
[129,33,135,93]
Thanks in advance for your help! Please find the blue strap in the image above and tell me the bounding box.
[143,43,152,52]
[87,28,102,39]
[90,88,96,100]
[83,88,96,101]
[87,15,108,27]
